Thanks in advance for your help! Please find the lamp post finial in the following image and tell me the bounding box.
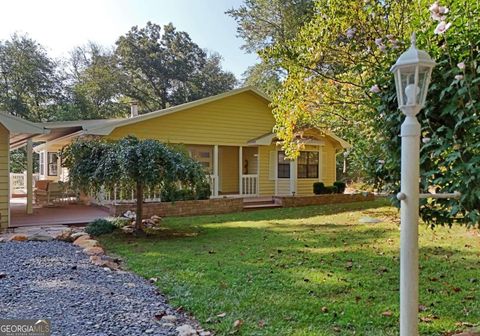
[411,32,416,47]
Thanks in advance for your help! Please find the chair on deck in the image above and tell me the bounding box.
[34,180,70,206]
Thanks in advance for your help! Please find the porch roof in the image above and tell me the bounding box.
[0,113,50,150]
[247,128,351,150]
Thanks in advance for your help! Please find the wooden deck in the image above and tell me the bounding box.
[10,198,109,228]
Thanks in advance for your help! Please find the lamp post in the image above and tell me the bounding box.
[390,33,435,336]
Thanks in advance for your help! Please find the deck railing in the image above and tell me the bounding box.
[91,185,162,205]
[10,172,40,196]
[241,174,258,196]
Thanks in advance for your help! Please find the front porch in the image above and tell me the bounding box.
[9,197,109,228]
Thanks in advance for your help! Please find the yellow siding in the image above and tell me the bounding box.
[0,124,9,229]
[322,139,337,185]
[108,91,275,146]
[219,146,239,194]
[258,144,275,196]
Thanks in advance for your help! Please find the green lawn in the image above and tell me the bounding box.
[101,199,479,336]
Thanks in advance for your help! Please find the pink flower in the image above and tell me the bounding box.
[346,28,356,39]
[434,21,452,34]
[455,74,464,80]
[379,44,387,52]
[429,2,439,12]
[457,62,465,70]
[370,84,380,93]
[429,1,449,21]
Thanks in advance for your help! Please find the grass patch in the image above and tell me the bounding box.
[101,199,480,335]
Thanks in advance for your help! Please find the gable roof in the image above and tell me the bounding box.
[83,86,271,136]
[248,128,351,150]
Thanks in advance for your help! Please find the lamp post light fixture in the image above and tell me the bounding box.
[390,33,435,336]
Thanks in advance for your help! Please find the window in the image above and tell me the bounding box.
[188,146,213,174]
[277,151,290,178]
[48,152,58,176]
[297,151,319,178]
[39,151,45,176]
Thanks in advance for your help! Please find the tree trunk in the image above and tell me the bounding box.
[135,182,143,231]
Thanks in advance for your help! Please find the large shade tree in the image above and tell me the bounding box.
[115,22,237,113]
[62,136,209,231]
[244,0,479,227]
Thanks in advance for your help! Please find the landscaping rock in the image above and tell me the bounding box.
[8,234,28,242]
[0,272,6,279]
[71,231,89,240]
[28,232,54,242]
[176,324,198,336]
[161,315,178,323]
[55,228,75,242]
[151,215,162,223]
[73,239,99,249]
[83,246,104,256]
[0,240,200,335]
[122,226,135,234]
[89,255,119,270]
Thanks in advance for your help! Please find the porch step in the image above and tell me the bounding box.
[243,197,282,211]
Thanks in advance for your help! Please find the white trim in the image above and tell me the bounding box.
[239,146,243,195]
[26,139,33,214]
[289,159,296,195]
[274,150,278,196]
[213,145,219,197]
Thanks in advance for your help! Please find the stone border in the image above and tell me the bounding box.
[275,193,375,208]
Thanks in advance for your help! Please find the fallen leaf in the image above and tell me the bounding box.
[257,320,265,328]
[321,306,329,313]
[418,304,428,312]
[233,319,243,329]
[382,311,393,317]
[217,312,226,318]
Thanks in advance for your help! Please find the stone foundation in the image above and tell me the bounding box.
[109,198,244,218]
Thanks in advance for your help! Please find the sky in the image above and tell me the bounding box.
[0,0,258,79]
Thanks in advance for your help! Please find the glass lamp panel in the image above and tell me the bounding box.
[399,65,417,106]
[394,69,404,107]
[417,65,432,107]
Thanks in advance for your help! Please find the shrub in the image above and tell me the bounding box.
[196,181,212,200]
[313,182,339,194]
[322,186,338,194]
[109,217,131,228]
[333,181,346,194]
[85,218,117,236]
[313,182,325,195]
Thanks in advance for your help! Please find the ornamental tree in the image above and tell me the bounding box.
[260,0,479,227]
[62,136,209,231]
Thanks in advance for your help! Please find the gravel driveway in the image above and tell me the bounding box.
[0,241,197,336]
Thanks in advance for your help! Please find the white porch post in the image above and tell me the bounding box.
[238,146,243,195]
[289,159,296,195]
[213,145,219,197]
[274,151,278,196]
[26,139,33,214]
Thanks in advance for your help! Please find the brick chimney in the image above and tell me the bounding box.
[130,100,138,118]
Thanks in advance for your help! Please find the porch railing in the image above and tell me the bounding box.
[10,172,40,195]
[91,185,162,206]
[208,174,217,196]
[241,174,258,196]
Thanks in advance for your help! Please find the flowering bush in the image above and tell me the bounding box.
[373,0,480,226]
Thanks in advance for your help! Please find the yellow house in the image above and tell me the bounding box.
[32,87,350,200]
